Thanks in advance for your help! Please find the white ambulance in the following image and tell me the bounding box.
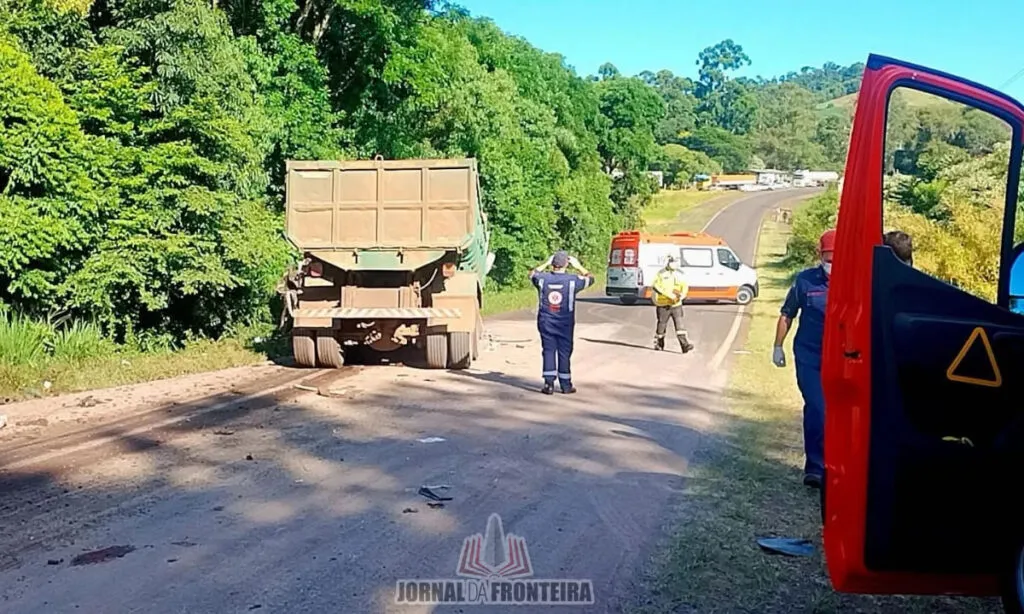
[605,230,759,305]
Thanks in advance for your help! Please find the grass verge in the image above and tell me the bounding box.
[634,216,1001,613]
[644,189,744,233]
[0,312,280,402]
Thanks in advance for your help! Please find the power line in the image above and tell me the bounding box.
[999,65,1024,90]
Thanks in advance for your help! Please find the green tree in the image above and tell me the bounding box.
[681,125,753,172]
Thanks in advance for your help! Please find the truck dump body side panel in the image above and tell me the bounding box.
[286,159,476,251]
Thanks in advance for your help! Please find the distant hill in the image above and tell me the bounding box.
[817,88,957,115]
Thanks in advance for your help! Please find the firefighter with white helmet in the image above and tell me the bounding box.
[651,255,694,354]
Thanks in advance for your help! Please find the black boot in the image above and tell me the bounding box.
[541,382,554,395]
[654,336,665,351]
[677,334,694,354]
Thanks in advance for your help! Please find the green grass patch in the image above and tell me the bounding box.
[634,216,1000,613]
[0,310,276,402]
[645,189,744,233]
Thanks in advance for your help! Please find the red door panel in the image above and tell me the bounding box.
[822,54,1024,595]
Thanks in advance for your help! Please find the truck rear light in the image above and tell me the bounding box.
[308,261,323,277]
[442,262,457,278]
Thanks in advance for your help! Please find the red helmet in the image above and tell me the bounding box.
[819,228,837,253]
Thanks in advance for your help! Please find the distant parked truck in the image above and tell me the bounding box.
[709,173,758,189]
[280,157,494,370]
[792,169,840,187]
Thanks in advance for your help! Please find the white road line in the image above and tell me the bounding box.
[705,192,766,372]
[700,193,754,232]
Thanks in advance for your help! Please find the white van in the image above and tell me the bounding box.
[605,230,759,305]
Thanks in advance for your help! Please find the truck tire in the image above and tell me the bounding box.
[619,295,638,306]
[425,333,448,369]
[472,314,483,360]
[292,330,316,368]
[448,332,473,370]
[736,285,755,305]
[316,333,345,369]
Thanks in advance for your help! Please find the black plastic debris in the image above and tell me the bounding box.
[70,545,136,566]
[418,486,452,502]
[756,537,815,557]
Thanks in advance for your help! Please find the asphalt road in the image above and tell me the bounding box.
[0,188,818,614]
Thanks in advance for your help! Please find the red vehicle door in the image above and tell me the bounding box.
[822,54,1024,598]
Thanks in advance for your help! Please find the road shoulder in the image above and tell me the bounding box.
[629,215,1001,613]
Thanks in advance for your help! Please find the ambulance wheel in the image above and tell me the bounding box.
[736,285,755,305]
[292,330,316,368]
[999,542,1024,614]
[448,332,472,370]
[316,333,344,369]
[425,333,448,370]
[619,295,638,306]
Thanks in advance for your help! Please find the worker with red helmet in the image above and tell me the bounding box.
[772,228,836,489]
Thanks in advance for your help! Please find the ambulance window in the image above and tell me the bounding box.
[623,249,636,265]
[882,85,1014,306]
[717,248,740,269]
[681,247,713,267]
[610,249,622,265]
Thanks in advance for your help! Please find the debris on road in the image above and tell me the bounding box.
[212,429,235,436]
[293,384,318,393]
[78,395,102,407]
[427,502,445,509]
[416,436,445,443]
[756,537,814,557]
[47,558,63,565]
[171,540,197,548]
[70,545,136,566]
[418,486,453,502]
[402,507,418,514]
[245,454,254,461]
[0,414,6,430]
[19,418,49,427]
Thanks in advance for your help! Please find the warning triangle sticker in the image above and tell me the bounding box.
[945,326,1002,387]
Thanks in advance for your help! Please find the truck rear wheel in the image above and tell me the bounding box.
[425,333,448,369]
[292,330,316,368]
[316,333,345,369]
[448,332,473,370]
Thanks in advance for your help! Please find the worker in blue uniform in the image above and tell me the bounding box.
[530,251,595,395]
[772,228,835,489]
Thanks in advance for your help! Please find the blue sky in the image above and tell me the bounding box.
[455,0,1024,102]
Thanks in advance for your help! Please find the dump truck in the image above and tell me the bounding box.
[280,157,494,370]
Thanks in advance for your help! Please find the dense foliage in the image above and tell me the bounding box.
[786,89,1024,304]
[1,0,865,344]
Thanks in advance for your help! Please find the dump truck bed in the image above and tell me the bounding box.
[285,158,479,252]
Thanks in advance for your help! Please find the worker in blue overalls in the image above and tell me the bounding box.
[772,228,835,489]
[530,250,595,395]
